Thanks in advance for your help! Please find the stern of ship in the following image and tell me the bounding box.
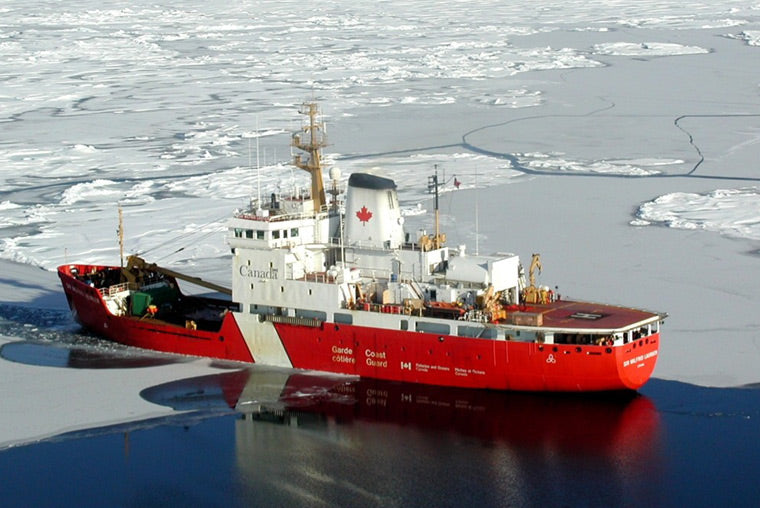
[614,333,660,390]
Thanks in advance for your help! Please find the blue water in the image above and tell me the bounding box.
[0,357,758,507]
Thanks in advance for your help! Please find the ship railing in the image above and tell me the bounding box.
[329,237,420,253]
[264,314,322,328]
[300,272,336,284]
[235,209,328,223]
[463,309,490,323]
[98,282,131,297]
[353,302,405,315]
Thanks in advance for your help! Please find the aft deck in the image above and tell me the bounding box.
[516,299,662,331]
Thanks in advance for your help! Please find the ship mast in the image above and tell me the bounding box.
[292,102,327,211]
[433,167,440,249]
[118,206,124,269]
[427,165,445,250]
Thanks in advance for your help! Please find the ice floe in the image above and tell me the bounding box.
[728,30,760,46]
[521,153,680,176]
[592,42,710,57]
[635,187,760,240]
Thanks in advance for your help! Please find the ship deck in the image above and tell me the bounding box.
[516,299,661,331]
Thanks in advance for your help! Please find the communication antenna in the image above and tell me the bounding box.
[340,196,346,270]
[328,166,345,267]
[475,167,479,256]
[256,116,261,208]
[434,165,440,249]
[247,137,253,205]
[118,205,125,269]
[427,164,442,249]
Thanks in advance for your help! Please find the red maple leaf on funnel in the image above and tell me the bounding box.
[356,206,372,224]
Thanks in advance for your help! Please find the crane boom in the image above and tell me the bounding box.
[123,255,232,296]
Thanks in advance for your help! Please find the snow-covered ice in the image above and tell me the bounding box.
[592,41,710,57]
[635,188,760,240]
[1,0,760,448]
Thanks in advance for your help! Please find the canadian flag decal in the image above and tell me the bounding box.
[356,205,372,224]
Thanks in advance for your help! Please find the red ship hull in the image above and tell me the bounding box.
[59,264,659,392]
[58,265,253,363]
[274,322,658,391]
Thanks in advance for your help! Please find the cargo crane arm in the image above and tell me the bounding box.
[123,255,232,296]
[528,253,542,288]
[521,253,544,305]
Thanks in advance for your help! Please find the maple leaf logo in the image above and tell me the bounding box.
[356,205,373,225]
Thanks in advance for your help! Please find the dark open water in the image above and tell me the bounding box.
[0,341,758,508]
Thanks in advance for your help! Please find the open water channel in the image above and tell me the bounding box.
[0,337,757,507]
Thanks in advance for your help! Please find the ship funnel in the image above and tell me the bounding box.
[345,173,405,249]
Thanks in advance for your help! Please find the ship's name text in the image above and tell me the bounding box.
[623,350,657,367]
[65,282,101,305]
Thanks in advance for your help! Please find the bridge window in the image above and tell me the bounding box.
[245,230,254,239]
[290,228,299,237]
[272,230,280,239]
[234,228,243,238]
[256,230,264,240]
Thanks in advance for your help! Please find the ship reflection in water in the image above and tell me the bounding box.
[142,368,664,506]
